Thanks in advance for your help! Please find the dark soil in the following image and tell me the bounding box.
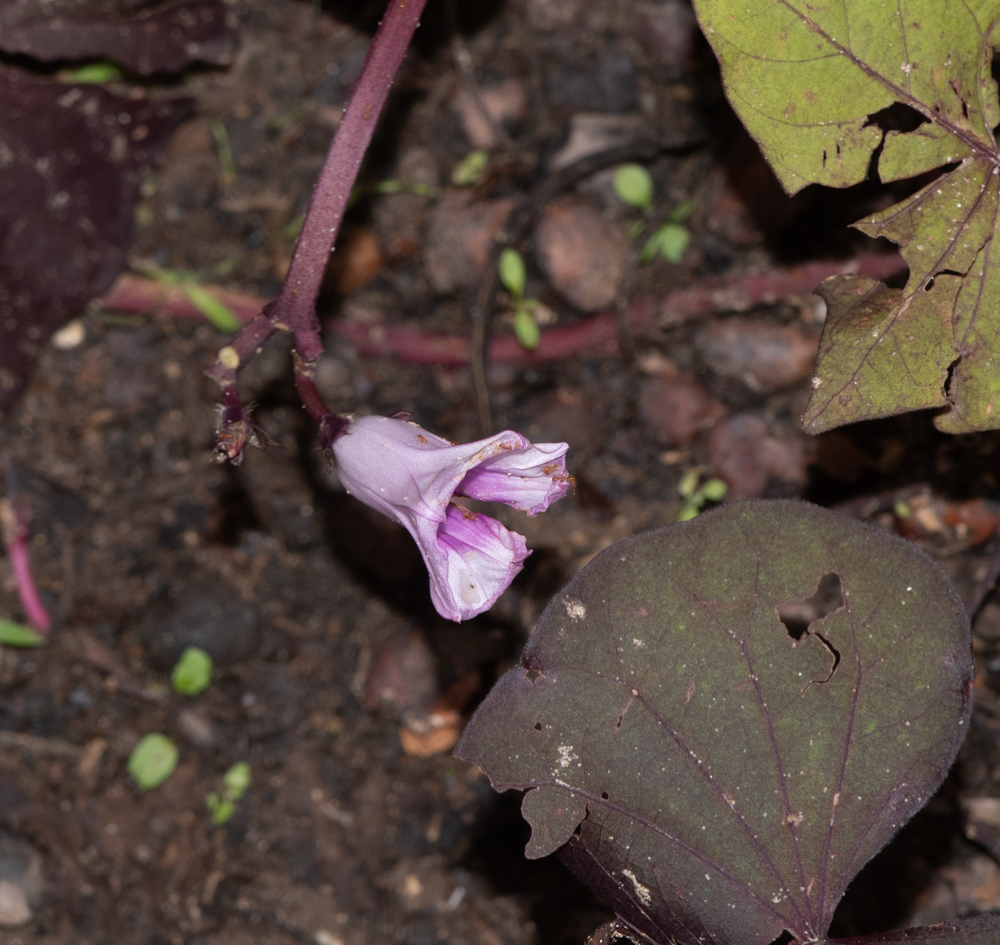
[3,2,1000,944]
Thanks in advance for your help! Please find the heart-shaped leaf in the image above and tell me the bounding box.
[456,500,975,945]
[689,0,1000,433]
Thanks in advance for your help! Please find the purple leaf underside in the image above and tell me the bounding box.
[456,500,975,945]
[0,67,190,422]
[0,0,236,74]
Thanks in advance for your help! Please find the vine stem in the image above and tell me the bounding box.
[205,0,428,460]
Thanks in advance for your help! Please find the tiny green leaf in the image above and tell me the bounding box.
[182,284,241,334]
[128,734,178,790]
[205,793,235,826]
[612,164,654,211]
[0,620,44,648]
[451,150,489,186]
[171,646,213,696]
[62,61,122,84]
[498,248,527,299]
[651,223,691,264]
[667,198,695,224]
[513,307,541,350]
[700,478,727,502]
[676,467,701,500]
[222,761,251,801]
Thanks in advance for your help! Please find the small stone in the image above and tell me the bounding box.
[706,414,807,499]
[138,578,260,671]
[549,113,649,171]
[452,80,526,150]
[364,628,438,718]
[424,191,514,293]
[535,197,627,311]
[0,834,43,929]
[695,318,818,392]
[638,374,727,448]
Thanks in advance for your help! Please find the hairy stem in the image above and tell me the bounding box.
[205,0,428,460]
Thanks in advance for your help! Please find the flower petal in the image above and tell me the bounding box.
[457,441,571,515]
[425,504,529,621]
[331,415,568,622]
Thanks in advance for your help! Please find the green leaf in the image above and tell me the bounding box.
[498,248,527,299]
[457,500,972,945]
[206,762,251,825]
[0,620,44,647]
[692,0,1000,433]
[641,223,690,264]
[170,646,213,696]
[205,793,235,826]
[513,307,541,350]
[62,61,122,84]
[128,734,179,790]
[451,150,489,187]
[222,761,251,801]
[182,284,241,334]
[613,164,654,211]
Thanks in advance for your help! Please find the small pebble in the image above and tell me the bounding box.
[706,414,807,498]
[0,834,43,929]
[534,197,626,311]
[695,318,817,392]
[424,191,514,293]
[452,79,526,150]
[639,374,727,448]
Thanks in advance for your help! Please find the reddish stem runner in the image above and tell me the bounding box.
[205,0,428,463]
[0,467,51,634]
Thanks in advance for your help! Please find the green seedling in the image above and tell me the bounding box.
[498,249,542,351]
[676,467,727,521]
[171,646,213,696]
[894,500,913,519]
[210,119,237,188]
[613,164,655,212]
[451,149,489,187]
[640,222,692,265]
[0,620,44,648]
[128,734,179,790]
[62,61,122,84]
[613,163,694,266]
[132,259,242,333]
[206,761,251,826]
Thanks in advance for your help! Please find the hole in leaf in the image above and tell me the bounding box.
[525,667,545,683]
[776,572,844,641]
[534,722,543,731]
[864,101,928,133]
[600,792,609,800]
[944,357,961,400]
[768,932,795,945]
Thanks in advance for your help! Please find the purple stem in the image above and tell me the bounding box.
[0,497,51,634]
[206,0,428,461]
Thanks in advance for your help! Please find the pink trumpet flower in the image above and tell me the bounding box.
[332,415,571,621]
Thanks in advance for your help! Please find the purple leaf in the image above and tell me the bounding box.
[0,0,235,74]
[831,916,1000,944]
[0,67,190,422]
[456,500,973,945]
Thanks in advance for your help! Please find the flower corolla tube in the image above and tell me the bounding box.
[332,415,571,621]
